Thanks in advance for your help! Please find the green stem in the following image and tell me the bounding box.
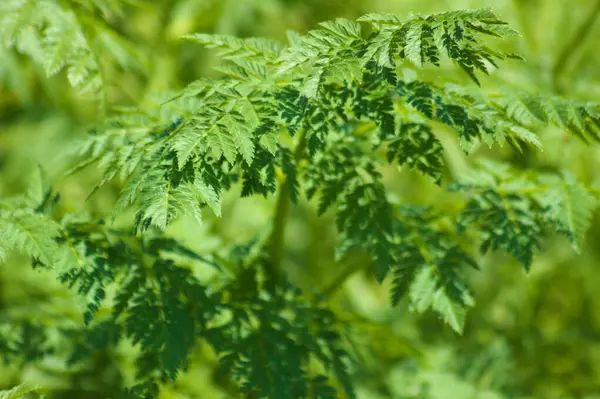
[551,0,600,90]
[265,130,308,287]
[267,178,291,285]
[319,249,371,300]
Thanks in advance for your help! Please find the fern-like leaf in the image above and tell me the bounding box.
[0,384,43,399]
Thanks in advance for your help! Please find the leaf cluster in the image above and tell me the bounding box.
[1,6,600,398]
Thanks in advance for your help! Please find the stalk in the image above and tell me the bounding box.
[319,249,371,300]
[265,129,307,287]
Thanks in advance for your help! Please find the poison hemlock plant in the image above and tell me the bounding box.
[1,5,600,398]
[0,0,146,111]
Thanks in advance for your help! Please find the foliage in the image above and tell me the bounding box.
[0,0,146,110]
[1,1,600,398]
[0,383,44,399]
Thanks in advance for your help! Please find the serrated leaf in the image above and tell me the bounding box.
[0,384,43,399]
[211,113,254,165]
[301,70,323,99]
[0,213,61,266]
[112,173,146,221]
[259,132,279,155]
[409,265,437,313]
[357,13,403,25]
[193,178,221,217]
[404,23,423,67]
[508,125,542,150]
[540,174,596,252]
[161,296,195,381]
[172,123,207,169]
[362,28,396,68]
[431,290,467,333]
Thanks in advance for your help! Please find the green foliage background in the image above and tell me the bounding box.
[1,0,600,398]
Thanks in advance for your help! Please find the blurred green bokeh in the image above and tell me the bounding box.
[1,0,600,398]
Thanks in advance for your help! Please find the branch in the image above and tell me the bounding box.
[319,249,371,300]
[265,129,307,287]
[266,175,291,286]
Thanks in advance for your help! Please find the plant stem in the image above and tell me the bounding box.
[267,177,291,285]
[319,249,371,300]
[266,130,308,287]
[551,0,600,90]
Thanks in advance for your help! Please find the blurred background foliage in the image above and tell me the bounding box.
[1,0,600,398]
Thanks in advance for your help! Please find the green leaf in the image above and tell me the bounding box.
[172,122,207,170]
[387,122,445,184]
[0,212,61,266]
[0,384,43,399]
[193,178,222,218]
[183,33,281,61]
[404,23,423,67]
[432,290,467,333]
[209,112,255,165]
[362,28,397,68]
[357,13,403,25]
[539,173,597,252]
[508,125,542,150]
[409,265,437,313]
[138,172,173,230]
[160,295,195,381]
